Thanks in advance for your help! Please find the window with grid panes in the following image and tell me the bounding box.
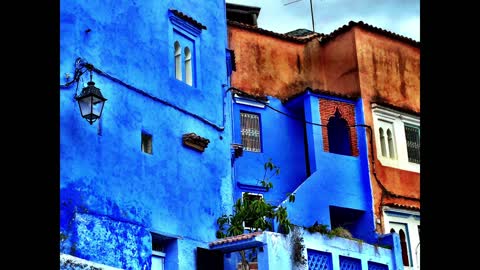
[372,104,420,172]
[240,112,261,152]
[404,124,420,163]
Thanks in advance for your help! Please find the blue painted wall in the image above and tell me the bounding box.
[231,91,376,243]
[280,93,376,243]
[232,97,308,207]
[60,0,232,269]
[221,231,401,270]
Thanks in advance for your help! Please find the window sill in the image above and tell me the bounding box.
[170,77,200,91]
[377,157,420,173]
[324,151,359,159]
[237,182,268,192]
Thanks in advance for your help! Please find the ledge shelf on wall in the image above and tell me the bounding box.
[182,132,210,152]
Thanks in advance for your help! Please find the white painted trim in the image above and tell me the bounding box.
[372,104,420,173]
[372,104,420,121]
[152,251,166,257]
[383,206,420,218]
[234,94,268,108]
[382,207,420,270]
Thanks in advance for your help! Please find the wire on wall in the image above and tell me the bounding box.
[61,58,225,131]
[227,86,420,203]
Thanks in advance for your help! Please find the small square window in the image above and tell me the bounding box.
[142,132,153,154]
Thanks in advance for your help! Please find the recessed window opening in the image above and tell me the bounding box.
[327,108,352,156]
[142,132,153,154]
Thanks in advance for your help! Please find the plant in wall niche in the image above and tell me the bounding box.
[330,226,353,239]
[306,222,353,239]
[216,159,295,270]
[291,226,307,267]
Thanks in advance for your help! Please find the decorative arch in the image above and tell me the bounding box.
[399,229,410,266]
[327,108,352,156]
[184,47,192,86]
[379,128,387,157]
[174,41,182,80]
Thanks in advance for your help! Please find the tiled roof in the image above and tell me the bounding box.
[384,203,420,211]
[285,28,316,37]
[229,20,418,48]
[321,21,419,48]
[228,20,322,43]
[283,87,360,103]
[209,231,263,247]
[169,9,207,30]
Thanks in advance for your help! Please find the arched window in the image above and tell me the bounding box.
[379,128,386,157]
[184,47,192,86]
[387,129,395,159]
[174,41,182,81]
[399,229,410,266]
[327,108,352,156]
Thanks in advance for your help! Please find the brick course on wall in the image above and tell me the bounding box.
[319,99,359,156]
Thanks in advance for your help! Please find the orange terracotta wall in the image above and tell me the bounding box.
[229,25,363,100]
[355,27,420,112]
[320,30,361,96]
[228,23,420,233]
[228,26,324,99]
[353,27,420,232]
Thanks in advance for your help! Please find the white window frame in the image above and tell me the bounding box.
[241,192,264,231]
[372,104,420,173]
[174,41,182,81]
[152,250,166,270]
[383,207,420,270]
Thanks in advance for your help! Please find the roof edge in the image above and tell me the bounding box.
[321,21,419,48]
[283,87,360,103]
[228,20,322,44]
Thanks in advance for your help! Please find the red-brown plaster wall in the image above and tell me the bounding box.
[320,30,361,96]
[355,27,420,112]
[228,26,363,99]
[354,27,420,232]
[228,26,325,99]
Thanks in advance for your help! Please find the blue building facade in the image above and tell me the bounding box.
[61,1,408,269]
[60,1,233,269]
[230,89,376,244]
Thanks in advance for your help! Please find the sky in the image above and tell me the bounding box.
[226,0,420,41]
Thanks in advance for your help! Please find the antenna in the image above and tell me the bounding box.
[283,0,316,33]
[283,0,303,5]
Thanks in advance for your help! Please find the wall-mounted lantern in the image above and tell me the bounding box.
[75,68,107,125]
